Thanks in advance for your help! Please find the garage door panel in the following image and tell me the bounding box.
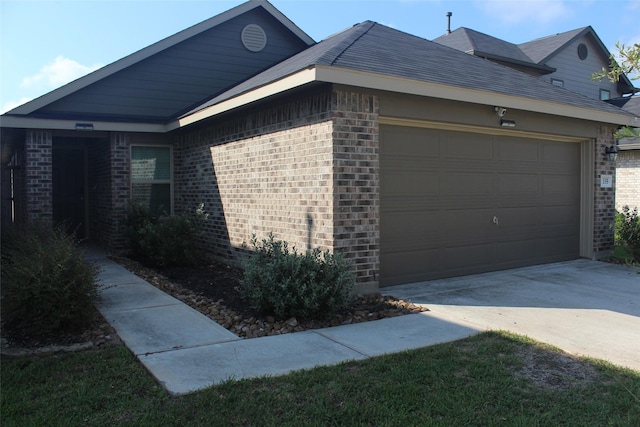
[381,210,442,248]
[498,139,539,161]
[382,248,442,284]
[442,243,496,270]
[443,171,494,195]
[383,170,439,196]
[542,174,580,194]
[380,124,580,286]
[443,135,493,160]
[498,173,539,194]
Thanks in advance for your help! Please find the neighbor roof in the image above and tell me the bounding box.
[177,21,634,129]
[436,25,636,96]
[433,28,554,74]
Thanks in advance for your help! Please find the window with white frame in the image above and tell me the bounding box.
[599,89,610,100]
[130,145,172,216]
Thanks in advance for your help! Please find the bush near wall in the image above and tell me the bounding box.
[615,206,640,262]
[1,222,98,335]
[123,203,209,267]
[237,234,355,320]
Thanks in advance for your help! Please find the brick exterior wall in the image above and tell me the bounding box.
[174,88,380,292]
[331,90,380,293]
[615,149,640,211]
[593,125,617,256]
[24,130,53,222]
[86,134,129,251]
[174,90,335,260]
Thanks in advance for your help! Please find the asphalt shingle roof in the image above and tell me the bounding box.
[433,28,536,65]
[518,27,588,63]
[189,22,627,118]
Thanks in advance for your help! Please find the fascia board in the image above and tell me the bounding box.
[172,64,635,130]
[258,0,314,45]
[0,116,165,133]
[169,68,318,131]
[8,1,313,116]
[313,65,635,126]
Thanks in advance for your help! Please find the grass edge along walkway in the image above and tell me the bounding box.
[2,331,639,426]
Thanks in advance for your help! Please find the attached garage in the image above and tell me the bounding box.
[380,124,581,286]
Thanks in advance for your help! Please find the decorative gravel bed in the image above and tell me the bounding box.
[110,256,429,339]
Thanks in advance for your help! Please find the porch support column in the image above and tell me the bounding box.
[25,130,53,223]
[592,125,617,257]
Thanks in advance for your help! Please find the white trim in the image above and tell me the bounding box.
[6,0,314,116]
[169,68,317,130]
[0,116,165,133]
[172,65,634,130]
[313,66,634,126]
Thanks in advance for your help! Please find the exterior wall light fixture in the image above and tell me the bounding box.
[605,145,618,161]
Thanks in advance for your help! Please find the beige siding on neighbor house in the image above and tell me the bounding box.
[616,150,640,211]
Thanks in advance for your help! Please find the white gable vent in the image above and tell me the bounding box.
[241,24,267,52]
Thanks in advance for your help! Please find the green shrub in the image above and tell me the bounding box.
[123,203,209,267]
[1,222,98,335]
[615,206,640,262]
[237,234,355,320]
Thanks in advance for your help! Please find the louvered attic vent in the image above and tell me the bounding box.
[242,24,267,52]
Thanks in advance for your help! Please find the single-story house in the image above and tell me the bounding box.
[1,0,636,292]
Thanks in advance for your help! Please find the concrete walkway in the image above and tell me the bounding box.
[87,249,640,396]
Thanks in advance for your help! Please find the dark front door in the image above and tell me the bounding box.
[53,146,87,239]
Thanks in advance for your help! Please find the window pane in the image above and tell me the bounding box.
[132,183,171,216]
[131,146,171,181]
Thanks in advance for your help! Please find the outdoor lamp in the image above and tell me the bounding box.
[605,145,618,162]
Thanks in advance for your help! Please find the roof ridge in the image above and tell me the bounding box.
[518,26,589,46]
[321,21,377,66]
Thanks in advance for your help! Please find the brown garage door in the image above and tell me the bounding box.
[380,125,580,287]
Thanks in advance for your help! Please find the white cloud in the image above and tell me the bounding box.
[21,56,102,90]
[475,0,572,25]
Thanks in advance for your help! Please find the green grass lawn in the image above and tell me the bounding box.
[2,331,639,426]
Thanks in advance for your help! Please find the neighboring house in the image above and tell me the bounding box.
[1,0,636,291]
[434,26,636,101]
[608,95,640,211]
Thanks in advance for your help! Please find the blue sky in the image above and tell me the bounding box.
[1,0,639,114]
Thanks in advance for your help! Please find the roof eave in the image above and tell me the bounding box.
[171,64,636,130]
[471,50,556,73]
[0,115,166,133]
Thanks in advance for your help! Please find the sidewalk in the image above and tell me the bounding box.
[89,249,640,396]
[87,251,477,396]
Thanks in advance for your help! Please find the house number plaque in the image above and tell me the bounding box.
[600,175,613,188]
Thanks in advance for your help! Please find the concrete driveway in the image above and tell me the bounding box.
[383,260,640,371]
